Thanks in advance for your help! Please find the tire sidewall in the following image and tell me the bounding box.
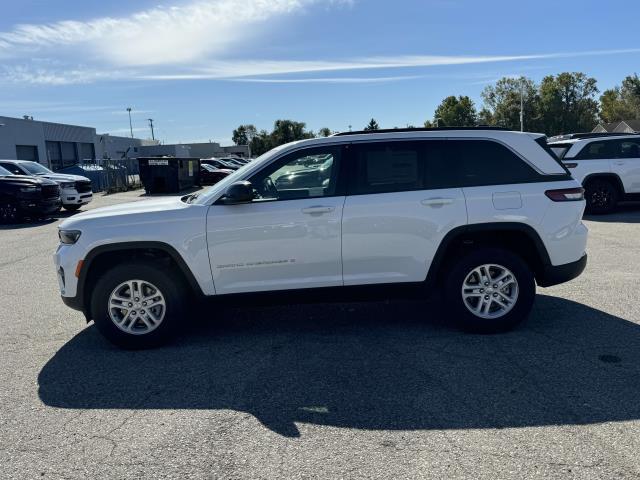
[445,248,536,334]
[91,262,187,349]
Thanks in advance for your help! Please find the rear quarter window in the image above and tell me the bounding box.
[426,140,545,188]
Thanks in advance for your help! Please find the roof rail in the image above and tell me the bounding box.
[548,132,640,142]
[333,126,512,136]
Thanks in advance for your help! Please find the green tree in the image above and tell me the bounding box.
[429,96,478,127]
[364,118,379,131]
[599,74,640,123]
[538,72,599,135]
[232,124,257,145]
[249,130,272,157]
[318,127,332,137]
[481,77,541,131]
[270,119,314,145]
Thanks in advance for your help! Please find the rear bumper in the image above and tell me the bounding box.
[538,254,587,287]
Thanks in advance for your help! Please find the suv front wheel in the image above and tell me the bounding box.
[445,248,535,333]
[91,261,187,349]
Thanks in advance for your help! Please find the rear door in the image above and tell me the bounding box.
[610,139,640,193]
[567,140,614,184]
[341,140,467,286]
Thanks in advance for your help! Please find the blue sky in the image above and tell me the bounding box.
[1,0,639,144]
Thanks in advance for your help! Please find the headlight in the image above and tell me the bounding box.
[20,186,40,193]
[60,182,75,189]
[58,230,82,244]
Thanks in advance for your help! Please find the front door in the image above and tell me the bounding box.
[206,145,346,294]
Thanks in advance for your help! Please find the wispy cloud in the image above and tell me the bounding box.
[0,0,350,66]
[222,75,425,83]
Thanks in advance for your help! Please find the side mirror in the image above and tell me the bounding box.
[221,181,253,204]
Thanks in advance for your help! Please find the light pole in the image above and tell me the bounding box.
[520,79,525,132]
[126,107,133,138]
[148,118,155,141]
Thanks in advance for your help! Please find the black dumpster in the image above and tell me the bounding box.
[138,157,201,194]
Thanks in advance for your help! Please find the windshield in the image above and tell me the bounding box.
[21,161,53,175]
[0,166,12,176]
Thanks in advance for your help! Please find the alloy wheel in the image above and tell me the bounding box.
[108,280,167,335]
[461,264,519,319]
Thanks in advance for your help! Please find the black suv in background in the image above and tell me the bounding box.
[0,165,62,223]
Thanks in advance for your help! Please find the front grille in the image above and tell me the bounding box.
[42,184,61,199]
[75,181,92,193]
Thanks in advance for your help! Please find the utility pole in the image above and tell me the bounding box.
[148,118,155,140]
[126,107,133,138]
[520,79,525,132]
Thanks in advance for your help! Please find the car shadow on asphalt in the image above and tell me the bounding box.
[38,294,640,438]
[584,201,640,223]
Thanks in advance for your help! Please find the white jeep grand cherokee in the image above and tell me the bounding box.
[547,133,640,214]
[54,128,588,348]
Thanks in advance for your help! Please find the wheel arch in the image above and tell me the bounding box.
[426,223,551,288]
[582,173,625,195]
[78,241,204,320]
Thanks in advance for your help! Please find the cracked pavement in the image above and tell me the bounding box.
[1,191,640,479]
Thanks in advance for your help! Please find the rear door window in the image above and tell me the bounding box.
[615,139,640,158]
[349,141,425,194]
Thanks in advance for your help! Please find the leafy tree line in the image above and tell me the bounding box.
[425,72,640,136]
[232,73,640,155]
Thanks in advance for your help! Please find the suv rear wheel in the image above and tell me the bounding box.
[445,247,535,333]
[584,178,618,214]
[90,261,187,349]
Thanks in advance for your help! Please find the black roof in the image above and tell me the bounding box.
[333,126,512,137]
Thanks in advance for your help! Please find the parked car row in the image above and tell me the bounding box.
[0,165,62,223]
[0,159,95,223]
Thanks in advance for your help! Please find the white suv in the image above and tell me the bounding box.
[547,133,640,214]
[0,160,93,211]
[54,128,588,348]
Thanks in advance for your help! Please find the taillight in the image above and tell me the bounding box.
[545,187,585,202]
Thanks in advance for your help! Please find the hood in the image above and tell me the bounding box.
[0,174,58,186]
[59,196,189,229]
[38,173,91,183]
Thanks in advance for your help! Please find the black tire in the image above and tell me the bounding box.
[63,204,82,211]
[90,261,188,349]
[584,178,619,215]
[0,199,21,224]
[444,247,536,334]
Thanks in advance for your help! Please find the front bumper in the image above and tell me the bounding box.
[61,189,93,206]
[537,253,587,287]
[18,198,61,215]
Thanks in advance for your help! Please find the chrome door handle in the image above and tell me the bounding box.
[301,206,335,214]
[421,197,454,206]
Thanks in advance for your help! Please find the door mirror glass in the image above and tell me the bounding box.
[221,181,254,204]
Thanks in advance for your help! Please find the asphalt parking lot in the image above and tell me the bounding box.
[1,191,640,479]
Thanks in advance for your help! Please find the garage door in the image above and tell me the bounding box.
[16,145,39,162]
